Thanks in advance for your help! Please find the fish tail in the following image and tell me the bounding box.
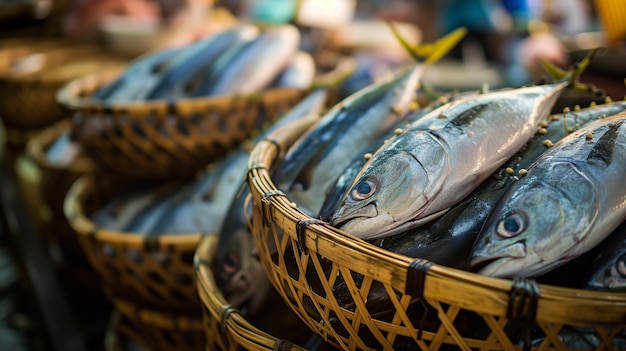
[540,48,599,89]
[387,21,466,65]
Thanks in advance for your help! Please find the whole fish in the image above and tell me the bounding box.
[329,82,567,239]
[274,64,421,215]
[93,46,184,101]
[214,89,329,314]
[274,27,467,216]
[470,112,626,278]
[201,24,301,96]
[318,87,489,220]
[146,24,260,100]
[585,220,626,291]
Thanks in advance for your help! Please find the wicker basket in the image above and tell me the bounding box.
[246,121,626,351]
[195,233,314,351]
[56,67,309,180]
[64,174,203,313]
[0,41,127,130]
[26,118,96,262]
[107,298,204,351]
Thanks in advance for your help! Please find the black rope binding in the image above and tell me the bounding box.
[405,259,433,340]
[273,339,294,351]
[295,219,324,255]
[260,189,286,226]
[506,278,540,351]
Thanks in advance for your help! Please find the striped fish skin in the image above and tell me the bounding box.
[471,113,626,278]
[329,82,567,240]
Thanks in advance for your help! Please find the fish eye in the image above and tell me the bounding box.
[617,253,626,278]
[495,211,527,238]
[222,252,240,275]
[350,178,377,201]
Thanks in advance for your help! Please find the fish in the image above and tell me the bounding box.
[272,50,316,89]
[275,27,467,216]
[328,82,567,240]
[143,151,250,236]
[470,112,626,278]
[146,24,260,100]
[45,130,82,167]
[213,89,329,314]
[91,182,182,232]
[585,220,626,291]
[200,24,301,96]
[318,87,489,220]
[92,46,184,101]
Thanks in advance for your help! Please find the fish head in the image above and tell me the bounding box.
[329,146,437,240]
[215,227,272,315]
[470,162,599,278]
[587,252,626,291]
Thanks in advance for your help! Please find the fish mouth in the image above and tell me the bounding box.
[469,241,527,278]
[329,202,378,229]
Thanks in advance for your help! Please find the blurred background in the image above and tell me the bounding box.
[1,0,624,91]
[0,1,624,351]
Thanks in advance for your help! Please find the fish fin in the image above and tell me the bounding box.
[540,48,599,89]
[311,56,358,89]
[587,119,624,167]
[388,21,466,65]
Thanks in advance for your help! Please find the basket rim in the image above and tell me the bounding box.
[63,174,203,246]
[55,66,309,113]
[25,119,96,174]
[247,120,626,327]
[194,233,310,351]
[0,43,124,85]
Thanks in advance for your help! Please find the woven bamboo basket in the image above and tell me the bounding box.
[107,298,204,351]
[0,41,127,130]
[26,118,96,262]
[195,233,313,351]
[55,67,309,180]
[245,121,626,351]
[63,174,203,313]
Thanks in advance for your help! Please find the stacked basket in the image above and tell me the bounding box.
[245,118,626,351]
[58,55,313,349]
[0,38,126,167]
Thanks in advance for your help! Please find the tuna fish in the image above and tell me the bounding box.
[329,82,567,239]
[471,112,626,278]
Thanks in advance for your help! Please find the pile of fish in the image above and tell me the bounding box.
[265,47,626,303]
[93,23,314,102]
